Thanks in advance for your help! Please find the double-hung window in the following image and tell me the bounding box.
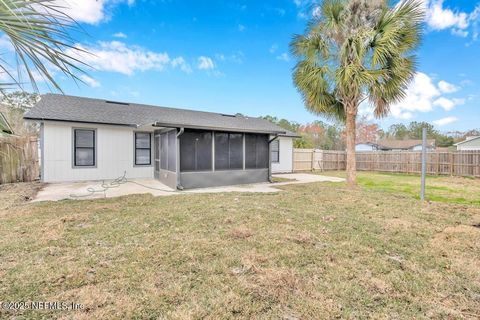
[73,129,96,167]
[271,140,280,163]
[135,132,152,165]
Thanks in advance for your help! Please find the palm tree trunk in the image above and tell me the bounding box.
[345,108,357,187]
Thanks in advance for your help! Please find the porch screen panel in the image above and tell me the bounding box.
[229,133,243,169]
[180,130,212,172]
[167,130,176,172]
[154,135,160,171]
[160,133,168,170]
[214,133,243,170]
[245,134,269,169]
[245,134,257,169]
[255,135,269,168]
[214,133,229,170]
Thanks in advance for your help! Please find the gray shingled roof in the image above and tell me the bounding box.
[24,94,299,136]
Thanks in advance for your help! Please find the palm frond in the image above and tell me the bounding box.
[0,0,90,93]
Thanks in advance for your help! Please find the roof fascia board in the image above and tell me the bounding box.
[153,121,285,135]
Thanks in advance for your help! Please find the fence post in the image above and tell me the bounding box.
[311,149,315,171]
[450,152,454,176]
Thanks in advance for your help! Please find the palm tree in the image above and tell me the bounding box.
[0,0,88,92]
[290,0,424,186]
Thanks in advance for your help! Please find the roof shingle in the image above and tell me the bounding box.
[25,94,298,136]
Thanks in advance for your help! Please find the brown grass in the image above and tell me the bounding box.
[0,179,479,319]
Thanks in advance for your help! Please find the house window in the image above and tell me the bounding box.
[214,132,243,170]
[271,139,280,163]
[74,129,95,167]
[134,132,151,165]
[245,134,269,169]
[180,130,212,172]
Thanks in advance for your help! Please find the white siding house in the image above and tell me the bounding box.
[271,136,294,173]
[41,121,155,182]
[455,136,480,151]
[27,94,298,187]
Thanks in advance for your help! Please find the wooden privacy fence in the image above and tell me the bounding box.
[293,149,480,178]
[0,136,39,184]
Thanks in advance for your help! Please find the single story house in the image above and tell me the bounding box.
[355,139,436,152]
[454,136,480,151]
[24,94,299,189]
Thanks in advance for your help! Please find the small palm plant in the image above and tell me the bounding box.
[290,0,424,186]
[0,0,88,92]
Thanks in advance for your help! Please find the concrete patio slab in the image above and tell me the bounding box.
[32,173,345,202]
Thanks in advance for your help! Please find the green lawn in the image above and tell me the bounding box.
[321,171,480,206]
[0,176,479,319]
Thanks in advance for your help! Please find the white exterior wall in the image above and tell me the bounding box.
[42,121,154,182]
[271,136,294,173]
[356,143,375,151]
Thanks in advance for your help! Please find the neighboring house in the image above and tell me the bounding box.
[0,112,14,136]
[24,94,299,189]
[355,139,436,152]
[454,136,480,151]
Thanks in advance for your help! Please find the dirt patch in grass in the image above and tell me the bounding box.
[0,180,479,318]
[0,181,43,211]
[271,176,297,183]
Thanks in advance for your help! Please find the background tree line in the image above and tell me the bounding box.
[264,115,479,150]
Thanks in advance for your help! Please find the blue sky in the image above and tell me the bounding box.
[5,0,480,132]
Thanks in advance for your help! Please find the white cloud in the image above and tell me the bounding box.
[171,57,192,74]
[438,80,459,93]
[451,28,468,37]
[80,74,101,87]
[424,0,469,31]
[433,116,458,126]
[391,72,440,117]
[52,0,134,25]
[215,52,244,64]
[269,44,278,54]
[113,32,127,38]
[433,97,465,111]
[389,72,464,119]
[276,53,290,62]
[67,41,171,75]
[197,56,215,70]
[238,24,246,32]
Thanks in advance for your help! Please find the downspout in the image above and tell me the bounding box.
[176,127,185,190]
[268,135,279,183]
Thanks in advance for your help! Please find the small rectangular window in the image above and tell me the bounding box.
[74,129,95,167]
[271,139,280,163]
[135,132,151,165]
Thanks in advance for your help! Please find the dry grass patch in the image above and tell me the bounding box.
[229,226,254,239]
[0,179,479,319]
[0,181,43,211]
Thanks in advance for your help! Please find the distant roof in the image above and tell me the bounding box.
[358,139,436,150]
[454,136,480,146]
[25,94,299,136]
[0,112,13,135]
